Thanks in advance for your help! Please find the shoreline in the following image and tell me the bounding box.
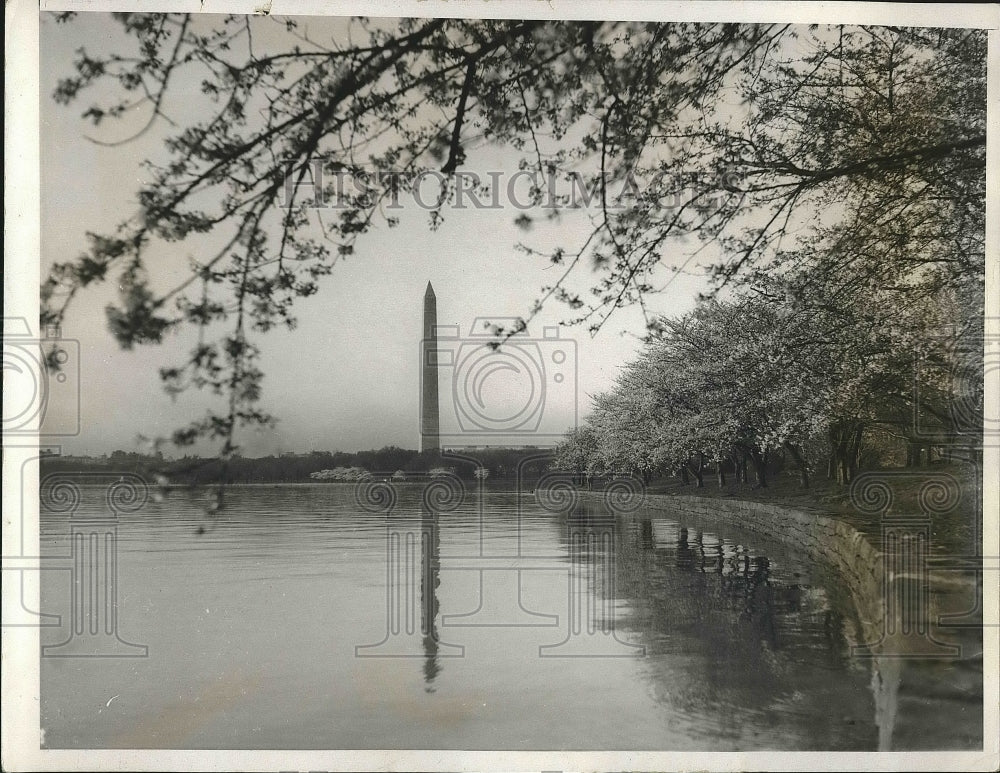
[587,489,983,752]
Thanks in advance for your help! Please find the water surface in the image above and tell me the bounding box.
[40,484,877,749]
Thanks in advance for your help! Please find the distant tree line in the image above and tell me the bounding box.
[40,446,556,485]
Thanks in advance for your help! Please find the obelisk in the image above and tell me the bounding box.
[420,282,440,453]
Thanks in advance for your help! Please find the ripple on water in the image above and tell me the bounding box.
[40,484,878,750]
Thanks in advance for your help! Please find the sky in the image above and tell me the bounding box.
[36,12,715,457]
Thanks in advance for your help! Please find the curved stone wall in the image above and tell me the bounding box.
[594,491,983,751]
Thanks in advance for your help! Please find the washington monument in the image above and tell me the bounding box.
[420,281,440,453]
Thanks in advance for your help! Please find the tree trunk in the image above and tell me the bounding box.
[848,424,864,480]
[716,459,726,488]
[689,453,704,488]
[749,447,767,488]
[829,419,864,485]
[679,465,689,485]
[783,442,810,489]
[733,450,748,484]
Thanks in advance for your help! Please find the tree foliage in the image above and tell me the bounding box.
[562,276,983,488]
[43,14,986,454]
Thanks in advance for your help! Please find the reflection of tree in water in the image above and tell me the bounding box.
[420,506,441,691]
[564,506,786,647]
[605,513,875,749]
[657,525,786,651]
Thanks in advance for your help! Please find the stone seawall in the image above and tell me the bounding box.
[583,491,984,751]
[631,494,885,643]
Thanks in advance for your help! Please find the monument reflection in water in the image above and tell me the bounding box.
[361,480,849,712]
[354,482,464,691]
[40,483,890,750]
[421,505,442,689]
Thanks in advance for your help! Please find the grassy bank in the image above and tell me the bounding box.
[636,462,983,559]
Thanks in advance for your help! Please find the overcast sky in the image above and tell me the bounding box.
[37,12,713,457]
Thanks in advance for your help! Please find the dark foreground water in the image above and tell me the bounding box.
[40,484,880,750]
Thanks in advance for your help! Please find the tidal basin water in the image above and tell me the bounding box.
[40,484,880,750]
